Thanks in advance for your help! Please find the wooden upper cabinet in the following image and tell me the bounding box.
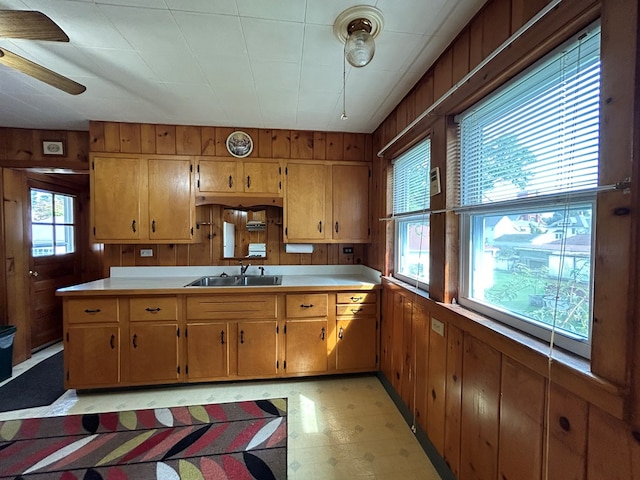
[91,154,196,244]
[284,161,370,243]
[332,164,370,242]
[197,157,282,197]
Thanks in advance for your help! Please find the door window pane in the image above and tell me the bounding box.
[31,188,76,257]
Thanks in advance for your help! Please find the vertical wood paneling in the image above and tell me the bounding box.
[344,133,365,161]
[587,406,640,479]
[444,324,463,477]
[326,132,344,161]
[511,0,550,31]
[460,335,501,480]
[104,123,121,153]
[469,14,484,69]
[271,129,291,158]
[313,132,326,160]
[396,99,409,133]
[327,244,340,264]
[176,126,201,155]
[259,129,272,157]
[413,303,430,433]
[391,292,405,393]
[6,129,33,161]
[201,127,216,155]
[482,0,512,58]
[380,288,395,381]
[243,128,259,156]
[547,383,587,480]
[400,297,414,409]
[426,315,447,455]
[155,125,176,155]
[291,130,314,159]
[382,110,397,147]
[155,244,177,265]
[119,123,141,153]
[215,127,233,157]
[434,49,453,101]
[414,74,434,115]
[89,121,106,152]
[65,131,90,165]
[452,28,470,84]
[499,357,546,480]
[140,124,156,154]
[310,243,328,264]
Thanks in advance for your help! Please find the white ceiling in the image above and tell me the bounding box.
[0,0,485,133]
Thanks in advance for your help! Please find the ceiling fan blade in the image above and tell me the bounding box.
[0,10,68,41]
[0,48,85,95]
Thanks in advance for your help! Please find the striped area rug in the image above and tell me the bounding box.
[0,398,287,479]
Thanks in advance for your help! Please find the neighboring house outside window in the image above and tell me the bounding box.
[31,188,76,257]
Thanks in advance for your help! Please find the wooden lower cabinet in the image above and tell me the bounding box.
[63,289,380,389]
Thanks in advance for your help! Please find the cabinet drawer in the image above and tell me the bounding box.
[187,295,277,320]
[286,294,328,318]
[67,298,119,324]
[130,297,178,321]
[336,292,377,304]
[336,303,377,317]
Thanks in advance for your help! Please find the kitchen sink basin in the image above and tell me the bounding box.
[185,275,281,287]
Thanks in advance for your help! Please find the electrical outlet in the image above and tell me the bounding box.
[431,318,445,336]
[343,247,353,254]
[140,248,153,257]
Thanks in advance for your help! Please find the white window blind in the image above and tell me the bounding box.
[459,25,601,207]
[392,138,431,215]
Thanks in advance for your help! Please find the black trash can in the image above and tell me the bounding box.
[0,325,16,382]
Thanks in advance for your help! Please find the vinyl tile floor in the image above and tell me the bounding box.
[0,344,442,479]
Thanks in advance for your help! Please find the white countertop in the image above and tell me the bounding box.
[57,265,382,295]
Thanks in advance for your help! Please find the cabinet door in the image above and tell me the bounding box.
[336,318,377,371]
[148,158,194,241]
[66,325,120,388]
[186,322,232,380]
[244,161,281,194]
[332,164,370,242]
[285,320,328,375]
[237,320,278,377]
[92,157,142,241]
[128,323,179,383]
[285,162,329,241]
[198,159,241,193]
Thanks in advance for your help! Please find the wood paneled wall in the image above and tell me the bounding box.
[0,128,89,170]
[89,121,372,274]
[372,0,640,478]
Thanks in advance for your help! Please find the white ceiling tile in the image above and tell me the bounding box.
[173,11,246,57]
[301,24,343,68]
[305,0,358,26]
[237,0,306,22]
[252,61,300,94]
[241,18,304,63]
[300,65,343,94]
[142,51,207,84]
[366,31,424,72]
[375,0,449,35]
[165,0,238,15]
[198,54,254,90]
[94,0,168,8]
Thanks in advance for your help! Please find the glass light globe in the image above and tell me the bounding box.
[345,29,375,67]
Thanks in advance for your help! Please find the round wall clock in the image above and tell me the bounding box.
[226,131,253,158]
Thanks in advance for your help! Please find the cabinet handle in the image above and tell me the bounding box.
[338,326,344,340]
[335,221,339,233]
[110,334,115,349]
[145,307,161,313]
[220,330,225,345]
[351,308,363,314]
[300,304,314,309]
[84,308,101,314]
[318,221,322,233]
[321,327,325,340]
[247,176,251,188]
[350,296,363,302]
[228,175,233,188]
[132,334,138,348]
[240,330,244,344]
[151,220,156,233]
[131,220,136,233]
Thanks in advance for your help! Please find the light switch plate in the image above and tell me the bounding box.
[431,317,445,336]
[140,248,153,257]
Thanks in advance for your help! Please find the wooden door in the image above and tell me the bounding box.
[284,162,329,241]
[186,322,232,380]
[65,325,119,388]
[198,159,241,193]
[237,320,278,377]
[243,161,281,194]
[336,317,377,370]
[332,164,370,242]
[285,319,328,374]
[92,156,142,241]
[128,323,179,383]
[29,180,84,350]
[148,157,193,241]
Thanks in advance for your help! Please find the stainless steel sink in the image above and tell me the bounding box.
[185,275,281,287]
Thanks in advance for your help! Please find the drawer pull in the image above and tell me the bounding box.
[321,327,325,340]
[110,334,115,350]
[228,175,233,188]
[145,307,162,313]
[351,308,363,314]
[335,221,339,233]
[84,308,101,314]
[300,304,314,309]
[131,219,136,233]
[350,296,363,302]
[132,334,138,349]
[240,330,244,344]
[318,221,322,233]
[151,220,156,233]
[338,326,344,340]
[220,330,225,345]
[247,176,251,188]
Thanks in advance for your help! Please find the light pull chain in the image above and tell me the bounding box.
[341,40,348,120]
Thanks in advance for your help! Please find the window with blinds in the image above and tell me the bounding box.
[457,22,600,358]
[392,138,431,289]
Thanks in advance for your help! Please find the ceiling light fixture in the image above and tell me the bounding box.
[333,5,384,120]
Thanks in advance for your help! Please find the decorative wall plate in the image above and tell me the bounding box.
[226,131,253,158]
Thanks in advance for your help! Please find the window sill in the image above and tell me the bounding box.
[382,277,628,420]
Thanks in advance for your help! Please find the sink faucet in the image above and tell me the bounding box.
[239,261,250,275]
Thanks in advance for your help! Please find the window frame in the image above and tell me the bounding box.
[30,187,77,258]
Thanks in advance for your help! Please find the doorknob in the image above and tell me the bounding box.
[29,270,39,277]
